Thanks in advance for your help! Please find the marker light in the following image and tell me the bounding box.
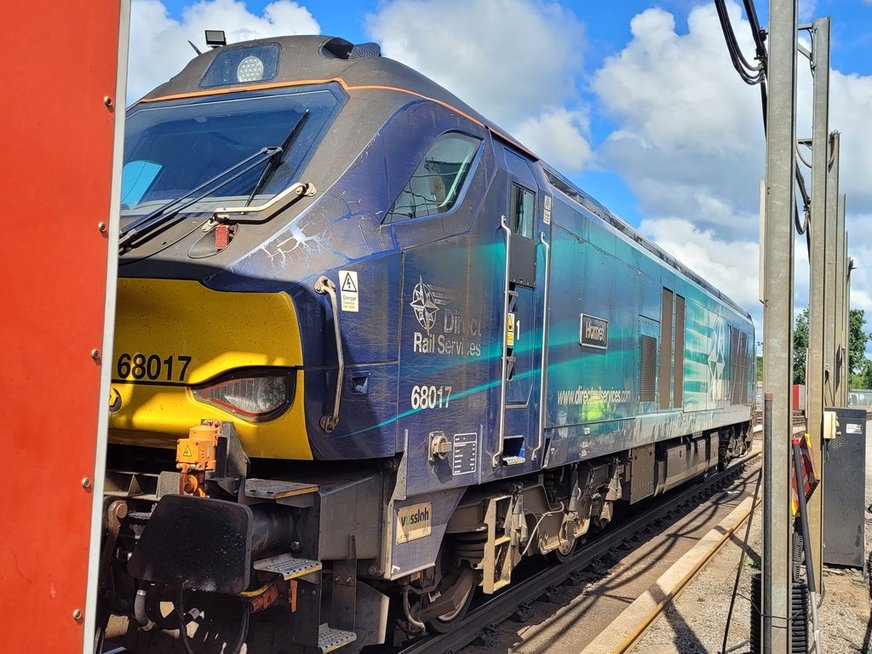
[193,370,295,421]
[236,55,265,83]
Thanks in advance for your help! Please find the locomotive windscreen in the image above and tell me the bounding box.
[120,85,344,222]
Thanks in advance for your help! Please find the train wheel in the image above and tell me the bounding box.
[548,521,580,564]
[424,571,475,634]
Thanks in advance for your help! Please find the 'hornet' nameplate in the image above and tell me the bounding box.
[579,314,608,350]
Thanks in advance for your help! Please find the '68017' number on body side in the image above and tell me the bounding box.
[410,385,452,410]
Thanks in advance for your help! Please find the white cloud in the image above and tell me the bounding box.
[841,214,872,314]
[829,70,872,211]
[513,107,592,172]
[365,0,591,169]
[128,0,319,102]
[640,216,759,308]
[799,0,818,22]
[591,1,872,330]
[593,3,765,242]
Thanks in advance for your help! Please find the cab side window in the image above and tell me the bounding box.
[386,133,480,223]
[510,183,535,238]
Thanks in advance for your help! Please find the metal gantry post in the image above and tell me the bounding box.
[836,195,847,404]
[762,0,797,651]
[824,132,841,407]
[846,230,854,405]
[824,132,840,407]
[845,230,850,405]
[805,14,830,596]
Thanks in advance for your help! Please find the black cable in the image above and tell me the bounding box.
[713,2,810,252]
[756,82,809,242]
[721,466,763,654]
[717,0,760,81]
[759,80,768,133]
[742,0,767,62]
[714,0,765,85]
[794,167,810,235]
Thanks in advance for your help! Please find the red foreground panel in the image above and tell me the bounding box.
[0,4,124,651]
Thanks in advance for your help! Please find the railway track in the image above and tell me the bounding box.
[398,451,762,654]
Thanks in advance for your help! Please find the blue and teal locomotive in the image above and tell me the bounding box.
[102,35,754,653]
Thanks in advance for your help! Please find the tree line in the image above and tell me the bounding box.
[788,308,872,388]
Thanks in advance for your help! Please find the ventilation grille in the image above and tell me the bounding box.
[674,295,686,407]
[660,289,674,409]
[730,326,750,404]
[641,335,657,403]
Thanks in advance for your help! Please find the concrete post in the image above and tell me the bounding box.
[762,1,797,651]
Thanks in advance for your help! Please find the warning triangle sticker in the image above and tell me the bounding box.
[182,444,192,458]
[342,273,358,293]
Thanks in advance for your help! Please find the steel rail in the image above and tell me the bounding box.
[399,451,762,654]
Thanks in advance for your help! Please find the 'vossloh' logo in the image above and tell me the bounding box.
[396,502,432,544]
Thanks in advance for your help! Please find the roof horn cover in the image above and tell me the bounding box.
[321,37,381,60]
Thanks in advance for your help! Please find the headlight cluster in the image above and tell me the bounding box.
[192,369,295,421]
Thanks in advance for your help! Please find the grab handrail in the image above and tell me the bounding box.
[530,231,551,462]
[492,215,512,467]
[315,275,344,432]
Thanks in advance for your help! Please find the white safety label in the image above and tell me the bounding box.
[339,270,359,312]
[452,433,477,476]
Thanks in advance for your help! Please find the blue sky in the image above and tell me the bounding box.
[152,0,872,74]
[128,0,872,351]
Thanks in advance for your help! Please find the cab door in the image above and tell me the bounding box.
[494,147,550,467]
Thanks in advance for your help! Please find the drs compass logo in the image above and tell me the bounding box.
[409,276,439,333]
[408,276,483,357]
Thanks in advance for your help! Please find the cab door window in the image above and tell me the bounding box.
[510,183,535,238]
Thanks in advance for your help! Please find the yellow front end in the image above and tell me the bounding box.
[109,278,313,460]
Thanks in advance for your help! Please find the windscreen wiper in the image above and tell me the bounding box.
[118,147,281,252]
[243,110,310,207]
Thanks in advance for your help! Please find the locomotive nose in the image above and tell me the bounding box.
[108,278,313,460]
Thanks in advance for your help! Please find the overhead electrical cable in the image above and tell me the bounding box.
[714,0,765,84]
[714,0,810,242]
[742,0,768,62]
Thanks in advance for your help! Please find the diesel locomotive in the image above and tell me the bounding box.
[100,35,755,653]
